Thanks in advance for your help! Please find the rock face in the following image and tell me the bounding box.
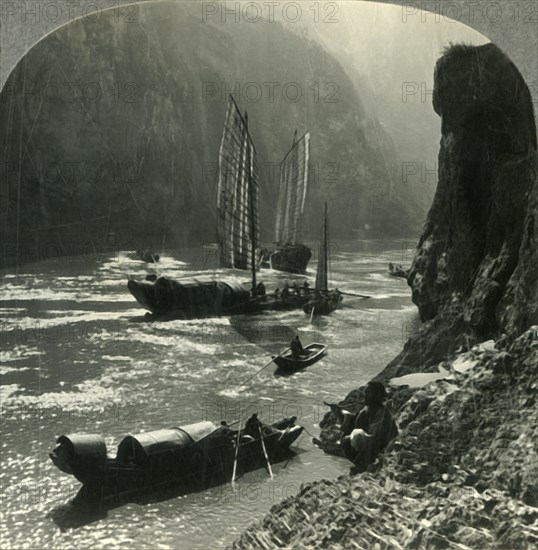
[0,3,422,268]
[233,44,538,549]
[409,43,537,339]
[357,43,537,386]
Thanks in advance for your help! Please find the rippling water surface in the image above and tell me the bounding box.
[1,240,418,549]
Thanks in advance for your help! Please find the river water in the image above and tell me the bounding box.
[1,240,418,549]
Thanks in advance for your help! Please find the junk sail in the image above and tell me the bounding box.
[275,130,310,246]
[217,97,259,271]
[270,131,312,274]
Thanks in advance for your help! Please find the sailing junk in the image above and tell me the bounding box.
[127,97,312,320]
[303,203,343,315]
[270,130,312,274]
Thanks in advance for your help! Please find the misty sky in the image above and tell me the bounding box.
[286,1,489,103]
[279,1,489,200]
[200,1,489,200]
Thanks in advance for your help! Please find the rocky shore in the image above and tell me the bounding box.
[232,43,538,549]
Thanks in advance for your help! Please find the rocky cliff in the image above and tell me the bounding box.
[0,2,421,268]
[378,43,537,384]
[411,43,537,338]
[233,44,538,549]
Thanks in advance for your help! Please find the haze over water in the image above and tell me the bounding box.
[1,240,418,548]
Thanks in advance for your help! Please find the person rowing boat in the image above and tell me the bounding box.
[290,334,305,360]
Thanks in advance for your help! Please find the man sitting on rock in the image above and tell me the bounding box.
[339,381,398,471]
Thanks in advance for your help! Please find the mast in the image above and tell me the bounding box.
[315,202,329,292]
[246,111,257,297]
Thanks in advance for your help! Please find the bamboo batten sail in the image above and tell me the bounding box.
[217,97,260,270]
[275,131,310,245]
[315,203,329,292]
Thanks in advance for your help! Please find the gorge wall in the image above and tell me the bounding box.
[0,2,422,268]
[375,42,537,383]
[411,43,537,340]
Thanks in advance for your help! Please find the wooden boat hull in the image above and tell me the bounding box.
[50,419,304,509]
[388,269,408,279]
[303,293,342,316]
[270,244,311,274]
[273,343,327,372]
[127,278,312,320]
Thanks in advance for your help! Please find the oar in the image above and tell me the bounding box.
[227,419,241,427]
[340,291,370,299]
[231,417,243,490]
[237,347,290,389]
[309,306,315,324]
[258,425,274,480]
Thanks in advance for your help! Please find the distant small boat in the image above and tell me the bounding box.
[273,343,327,372]
[127,249,160,263]
[387,264,408,279]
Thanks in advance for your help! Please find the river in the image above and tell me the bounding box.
[0,240,418,549]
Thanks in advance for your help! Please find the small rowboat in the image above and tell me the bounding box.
[273,343,327,372]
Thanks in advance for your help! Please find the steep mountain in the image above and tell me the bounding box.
[0,2,422,267]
